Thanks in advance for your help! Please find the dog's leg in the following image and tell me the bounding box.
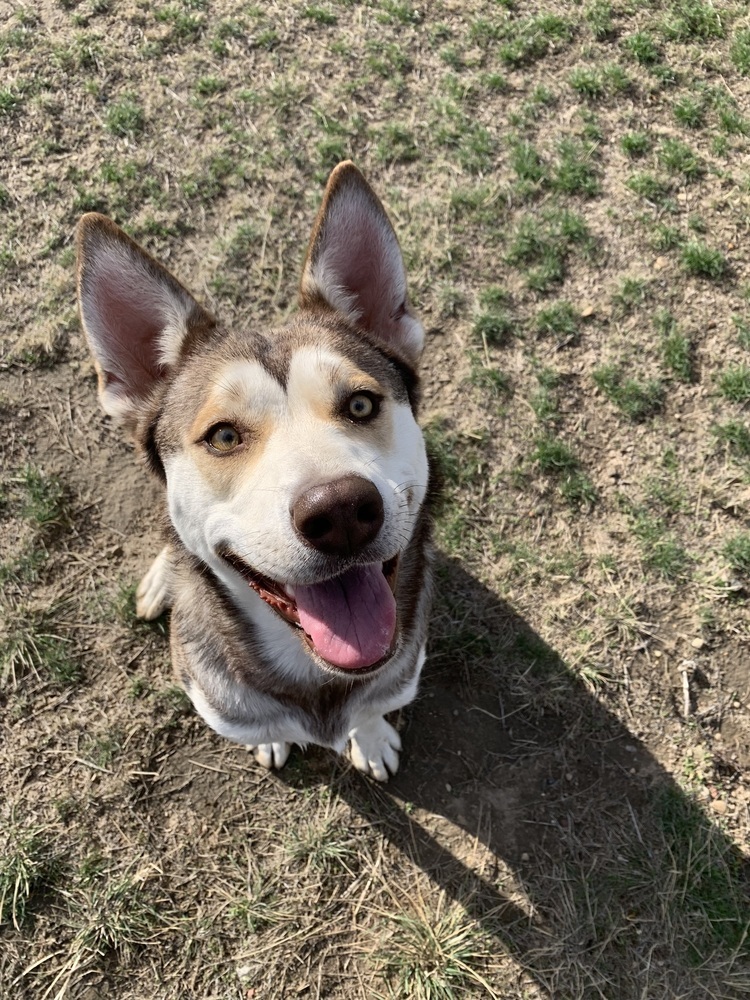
[135,545,173,620]
[349,716,401,782]
[247,742,292,770]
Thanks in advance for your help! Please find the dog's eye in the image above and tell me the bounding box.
[347,393,379,421]
[207,424,241,453]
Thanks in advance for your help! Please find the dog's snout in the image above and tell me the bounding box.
[293,475,384,556]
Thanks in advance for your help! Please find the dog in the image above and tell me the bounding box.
[76,162,433,781]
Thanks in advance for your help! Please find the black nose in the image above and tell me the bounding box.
[292,475,384,556]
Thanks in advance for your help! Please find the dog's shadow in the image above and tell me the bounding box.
[277,553,750,996]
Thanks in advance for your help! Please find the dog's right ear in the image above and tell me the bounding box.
[76,214,215,428]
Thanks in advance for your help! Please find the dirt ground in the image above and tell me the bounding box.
[2,1,750,997]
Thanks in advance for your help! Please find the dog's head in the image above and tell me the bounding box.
[77,163,429,676]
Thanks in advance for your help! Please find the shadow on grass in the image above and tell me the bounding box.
[288,553,750,997]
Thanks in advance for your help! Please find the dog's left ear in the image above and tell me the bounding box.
[299,162,424,366]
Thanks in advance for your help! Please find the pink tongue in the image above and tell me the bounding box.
[294,564,396,669]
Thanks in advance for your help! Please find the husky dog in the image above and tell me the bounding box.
[76,162,433,781]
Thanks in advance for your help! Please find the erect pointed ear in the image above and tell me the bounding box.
[299,162,424,366]
[76,214,215,428]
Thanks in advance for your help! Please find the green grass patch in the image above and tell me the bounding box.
[506,208,594,293]
[585,0,614,41]
[733,314,750,348]
[627,172,672,205]
[672,94,705,129]
[468,364,512,399]
[662,0,725,42]
[658,138,704,182]
[623,31,661,65]
[473,310,514,347]
[0,825,61,928]
[499,13,573,68]
[730,28,750,75]
[717,364,750,403]
[723,533,750,576]
[379,903,494,1000]
[651,222,684,251]
[1,615,81,689]
[714,420,750,458]
[105,95,145,138]
[569,64,630,101]
[593,364,664,421]
[302,5,337,25]
[612,276,649,314]
[655,310,694,382]
[535,301,580,344]
[620,131,652,158]
[681,240,728,280]
[509,139,548,187]
[0,86,22,117]
[375,123,419,165]
[531,435,597,506]
[625,504,690,579]
[657,787,750,955]
[551,138,600,196]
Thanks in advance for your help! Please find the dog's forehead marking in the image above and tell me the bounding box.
[287,345,380,410]
[189,359,287,435]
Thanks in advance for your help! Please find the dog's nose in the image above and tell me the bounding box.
[292,475,384,556]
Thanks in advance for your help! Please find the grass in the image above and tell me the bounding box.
[535,300,580,344]
[379,896,497,1000]
[64,870,165,969]
[662,0,725,42]
[551,138,599,196]
[681,240,728,280]
[673,94,705,128]
[714,420,750,458]
[623,31,661,65]
[734,314,750,348]
[105,95,145,137]
[620,131,652,158]
[627,172,672,205]
[1,825,60,928]
[612,276,649,314]
[625,504,691,579]
[506,208,593,292]
[718,364,750,403]
[593,364,664,421]
[531,435,597,506]
[658,137,704,181]
[723,533,750,575]
[655,309,693,382]
[473,310,514,347]
[732,29,750,75]
[5,2,750,998]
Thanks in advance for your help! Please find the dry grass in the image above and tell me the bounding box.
[2,0,750,996]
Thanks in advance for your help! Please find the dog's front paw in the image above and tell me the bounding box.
[136,546,172,620]
[349,717,401,782]
[247,742,291,770]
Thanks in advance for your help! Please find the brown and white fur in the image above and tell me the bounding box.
[76,162,433,782]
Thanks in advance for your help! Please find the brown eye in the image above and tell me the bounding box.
[347,393,379,421]
[207,424,241,453]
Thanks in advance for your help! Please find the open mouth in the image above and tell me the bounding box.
[220,550,399,673]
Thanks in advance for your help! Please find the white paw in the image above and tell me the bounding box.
[136,546,172,620]
[247,742,291,770]
[349,717,401,782]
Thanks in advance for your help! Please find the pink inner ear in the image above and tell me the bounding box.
[313,186,410,346]
[93,280,168,387]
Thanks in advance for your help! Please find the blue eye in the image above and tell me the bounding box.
[207,424,241,452]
